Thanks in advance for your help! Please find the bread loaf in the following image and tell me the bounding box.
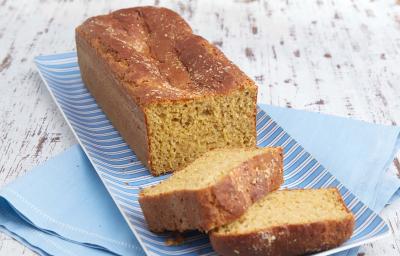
[210,188,354,256]
[76,7,258,176]
[139,147,283,232]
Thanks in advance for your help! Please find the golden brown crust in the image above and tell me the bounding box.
[76,33,151,167]
[138,148,283,232]
[209,188,355,256]
[76,6,257,106]
[210,218,354,256]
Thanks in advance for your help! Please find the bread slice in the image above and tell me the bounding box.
[139,147,283,232]
[210,188,354,256]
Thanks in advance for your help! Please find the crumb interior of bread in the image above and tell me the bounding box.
[141,147,268,195]
[214,189,351,234]
[145,87,257,175]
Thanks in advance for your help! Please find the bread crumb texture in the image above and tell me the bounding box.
[214,188,352,234]
[142,147,272,195]
[145,89,257,174]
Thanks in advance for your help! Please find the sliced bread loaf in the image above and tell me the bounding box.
[76,7,258,176]
[139,147,283,232]
[210,188,354,256]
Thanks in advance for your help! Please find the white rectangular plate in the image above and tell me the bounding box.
[35,52,389,256]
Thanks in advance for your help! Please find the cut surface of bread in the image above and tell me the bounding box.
[145,88,256,175]
[210,188,355,256]
[76,7,258,176]
[139,147,283,232]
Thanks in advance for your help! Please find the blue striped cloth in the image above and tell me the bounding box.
[0,104,399,256]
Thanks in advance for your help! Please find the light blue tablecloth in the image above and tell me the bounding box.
[0,105,399,256]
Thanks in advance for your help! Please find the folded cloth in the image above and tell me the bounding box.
[0,145,145,256]
[0,105,399,256]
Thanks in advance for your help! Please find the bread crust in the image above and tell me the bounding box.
[209,188,355,256]
[76,34,151,167]
[76,6,257,105]
[138,148,283,232]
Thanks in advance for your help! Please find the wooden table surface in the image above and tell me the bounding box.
[1,0,399,255]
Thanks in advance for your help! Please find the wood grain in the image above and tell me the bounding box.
[0,0,399,255]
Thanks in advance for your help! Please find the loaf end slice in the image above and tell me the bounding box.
[210,188,355,256]
[139,147,283,232]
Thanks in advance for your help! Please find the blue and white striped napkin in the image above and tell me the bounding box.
[0,104,399,256]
